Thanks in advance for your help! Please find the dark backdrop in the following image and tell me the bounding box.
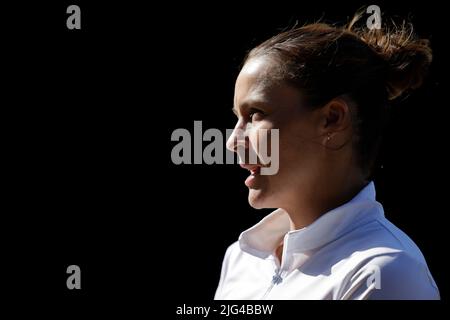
[4,0,448,312]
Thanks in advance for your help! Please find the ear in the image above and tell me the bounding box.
[320,97,352,137]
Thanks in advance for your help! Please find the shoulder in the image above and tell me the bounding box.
[337,215,429,265]
[374,252,440,299]
[335,218,440,299]
[218,241,240,271]
[342,251,440,300]
[222,241,240,261]
[214,241,244,299]
[221,241,249,266]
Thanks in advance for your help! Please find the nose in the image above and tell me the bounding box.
[226,120,248,153]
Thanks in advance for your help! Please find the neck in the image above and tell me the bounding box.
[284,173,368,231]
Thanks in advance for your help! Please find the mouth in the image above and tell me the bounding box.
[240,163,262,187]
[240,163,261,173]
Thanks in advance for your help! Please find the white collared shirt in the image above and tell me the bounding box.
[214,182,440,300]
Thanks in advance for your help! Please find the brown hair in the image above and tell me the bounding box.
[244,14,432,175]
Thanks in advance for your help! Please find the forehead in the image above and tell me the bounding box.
[234,57,307,113]
[234,58,274,106]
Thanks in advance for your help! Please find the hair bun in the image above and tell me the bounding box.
[350,20,433,100]
[383,38,432,100]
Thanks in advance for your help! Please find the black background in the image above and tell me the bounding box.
[4,0,448,315]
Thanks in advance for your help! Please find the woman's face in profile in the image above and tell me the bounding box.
[228,57,328,210]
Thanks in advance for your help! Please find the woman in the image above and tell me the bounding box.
[214,15,440,300]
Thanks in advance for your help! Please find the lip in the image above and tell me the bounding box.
[240,163,261,174]
[240,163,261,187]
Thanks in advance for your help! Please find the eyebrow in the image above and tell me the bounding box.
[232,100,268,117]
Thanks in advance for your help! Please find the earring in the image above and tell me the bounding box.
[327,133,331,142]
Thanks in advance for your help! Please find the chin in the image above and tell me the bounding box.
[248,189,273,209]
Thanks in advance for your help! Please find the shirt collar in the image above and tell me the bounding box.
[238,181,383,259]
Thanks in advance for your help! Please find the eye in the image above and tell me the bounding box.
[248,108,265,122]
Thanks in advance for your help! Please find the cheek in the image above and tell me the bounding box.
[247,123,274,156]
[279,117,302,148]
[277,119,317,169]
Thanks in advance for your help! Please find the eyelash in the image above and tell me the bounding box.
[248,108,264,121]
